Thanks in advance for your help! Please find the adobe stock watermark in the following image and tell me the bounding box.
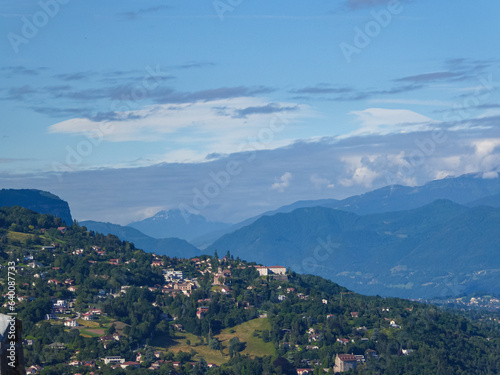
[213,0,244,21]
[339,0,406,63]
[178,114,290,223]
[293,236,340,275]
[52,65,167,181]
[7,0,71,54]
[385,74,496,186]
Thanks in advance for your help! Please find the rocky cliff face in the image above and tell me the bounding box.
[0,189,73,225]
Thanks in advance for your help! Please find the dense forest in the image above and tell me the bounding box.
[1,206,500,374]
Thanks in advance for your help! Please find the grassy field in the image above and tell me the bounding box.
[79,328,104,337]
[7,231,33,243]
[74,318,128,338]
[218,318,275,358]
[163,318,275,366]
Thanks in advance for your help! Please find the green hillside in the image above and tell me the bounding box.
[207,200,500,298]
[0,206,499,374]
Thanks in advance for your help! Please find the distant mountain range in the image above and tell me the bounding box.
[128,209,230,242]
[322,172,500,215]
[207,199,500,299]
[80,220,200,258]
[0,189,73,225]
[7,173,500,299]
[196,172,500,247]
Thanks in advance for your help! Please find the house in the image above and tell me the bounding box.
[336,338,349,346]
[163,269,184,280]
[45,314,58,320]
[390,320,401,328]
[278,295,286,301]
[173,283,192,292]
[350,312,359,318]
[151,260,164,267]
[212,272,225,286]
[365,349,379,359]
[322,299,328,304]
[81,312,95,321]
[57,226,67,233]
[47,279,60,285]
[28,261,43,268]
[26,365,43,374]
[109,259,120,265]
[121,361,140,369]
[197,307,209,319]
[64,319,79,327]
[103,356,125,365]
[306,345,319,350]
[69,360,82,366]
[335,354,357,372]
[355,355,365,363]
[297,369,314,375]
[54,300,67,307]
[286,287,296,293]
[68,286,78,292]
[308,333,321,342]
[48,342,66,349]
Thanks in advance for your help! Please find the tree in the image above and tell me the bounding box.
[272,357,297,375]
[190,358,208,375]
[228,337,245,358]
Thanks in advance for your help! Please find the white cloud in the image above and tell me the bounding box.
[369,99,454,107]
[310,175,335,189]
[271,172,292,192]
[482,171,499,179]
[347,108,437,136]
[472,139,500,158]
[48,97,311,163]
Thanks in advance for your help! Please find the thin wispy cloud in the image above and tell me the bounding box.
[289,84,353,95]
[347,108,437,136]
[234,103,299,118]
[119,5,171,20]
[54,72,92,81]
[342,0,411,10]
[395,72,467,84]
[174,62,216,70]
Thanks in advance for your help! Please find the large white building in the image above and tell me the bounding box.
[255,266,286,276]
[103,356,125,365]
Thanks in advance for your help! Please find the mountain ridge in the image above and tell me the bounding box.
[0,188,73,225]
[128,208,230,242]
[207,199,500,298]
[80,220,201,258]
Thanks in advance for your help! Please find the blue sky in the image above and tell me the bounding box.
[1,0,500,224]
